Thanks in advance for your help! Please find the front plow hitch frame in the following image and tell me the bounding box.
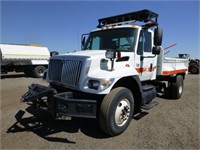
[21,84,56,103]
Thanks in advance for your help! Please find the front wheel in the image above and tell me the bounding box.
[99,87,134,136]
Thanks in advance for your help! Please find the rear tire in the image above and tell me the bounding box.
[99,87,134,136]
[189,65,199,74]
[33,66,46,78]
[170,75,184,99]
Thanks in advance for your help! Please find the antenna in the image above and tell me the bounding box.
[164,43,177,55]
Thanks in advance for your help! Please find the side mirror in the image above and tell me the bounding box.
[81,36,86,50]
[50,51,59,57]
[154,28,163,46]
[152,46,161,55]
[81,33,89,50]
[105,49,116,59]
[105,50,116,71]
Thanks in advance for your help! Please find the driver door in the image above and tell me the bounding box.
[135,30,157,81]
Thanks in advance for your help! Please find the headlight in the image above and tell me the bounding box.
[100,79,113,90]
[88,80,100,90]
[88,79,114,91]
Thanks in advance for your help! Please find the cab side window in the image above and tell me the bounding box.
[137,30,152,55]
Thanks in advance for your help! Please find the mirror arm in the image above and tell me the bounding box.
[110,58,115,71]
[140,55,156,61]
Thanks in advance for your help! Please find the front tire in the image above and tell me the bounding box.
[99,87,134,136]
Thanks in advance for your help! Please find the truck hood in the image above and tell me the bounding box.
[64,50,106,59]
[67,50,109,74]
[51,50,107,64]
[52,50,135,78]
[48,49,136,94]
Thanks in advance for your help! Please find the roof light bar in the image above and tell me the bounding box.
[97,9,158,28]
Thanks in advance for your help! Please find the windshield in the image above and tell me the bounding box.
[83,28,137,52]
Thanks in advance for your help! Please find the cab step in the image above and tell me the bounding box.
[142,85,155,92]
[141,101,158,110]
[141,85,157,105]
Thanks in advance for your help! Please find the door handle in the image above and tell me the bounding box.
[150,63,153,72]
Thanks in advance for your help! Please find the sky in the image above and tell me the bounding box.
[1,0,200,59]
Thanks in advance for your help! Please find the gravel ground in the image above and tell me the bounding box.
[0,73,199,149]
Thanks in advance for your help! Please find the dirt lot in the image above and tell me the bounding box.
[0,73,199,149]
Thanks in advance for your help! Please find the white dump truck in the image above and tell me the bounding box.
[20,10,189,136]
[0,44,50,78]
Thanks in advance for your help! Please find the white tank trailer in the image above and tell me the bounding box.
[0,44,55,78]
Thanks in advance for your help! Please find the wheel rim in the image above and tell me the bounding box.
[38,69,44,76]
[179,83,183,95]
[115,98,131,127]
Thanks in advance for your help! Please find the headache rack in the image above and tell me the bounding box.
[97,9,158,28]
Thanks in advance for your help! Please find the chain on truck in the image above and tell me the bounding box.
[20,9,189,136]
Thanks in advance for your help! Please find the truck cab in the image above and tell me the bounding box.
[83,24,158,81]
[47,10,162,95]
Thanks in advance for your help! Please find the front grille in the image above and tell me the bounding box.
[48,59,63,82]
[48,59,82,86]
[61,60,82,85]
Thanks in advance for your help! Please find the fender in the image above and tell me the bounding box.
[81,66,141,94]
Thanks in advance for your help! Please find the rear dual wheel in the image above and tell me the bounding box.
[33,66,46,78]
[170,75,184,99]
[24,66,46,78]
[99,87,134,136]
